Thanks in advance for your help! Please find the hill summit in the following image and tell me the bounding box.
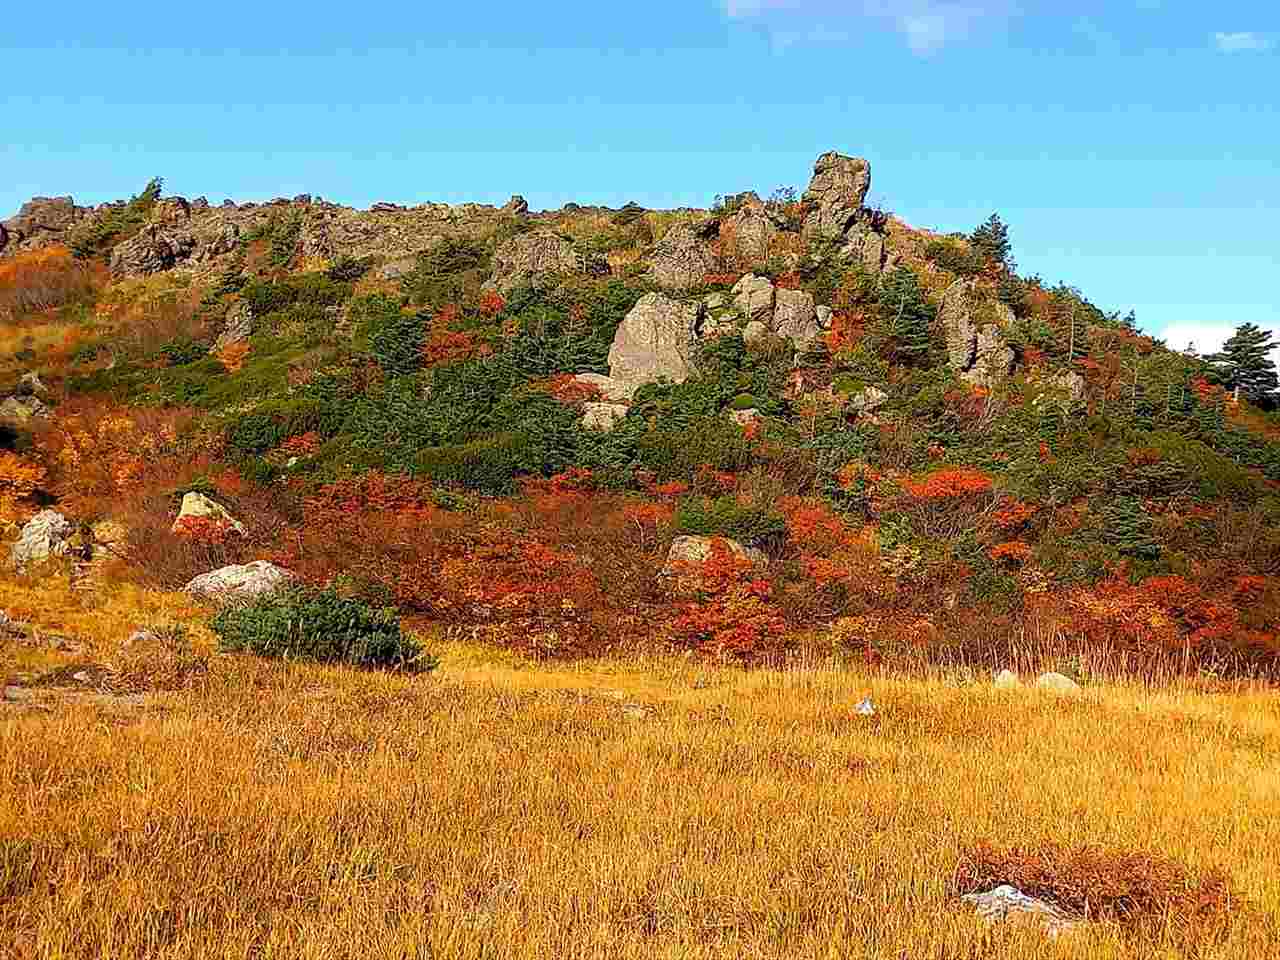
[2,150,1279,677]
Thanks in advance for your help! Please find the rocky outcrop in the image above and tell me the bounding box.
[726,275,826,351]
[940,280,1016,389]
[487,229,608,293]
[961,885,1079,937]
[648,220,718,292]
[0,197,89,254]
[742,320,770,347]
[212,301,254,353]
[184,561,295,602]
[572,373,634,403]
[847,385,888,417]
[802,152,871,241]
[502,195,529,215]
[731,274,775,323]
[581,402,629,432]
[109,225,198,277]
[172,492,246,536]
[606,294,702,395]
[10,510,74,570]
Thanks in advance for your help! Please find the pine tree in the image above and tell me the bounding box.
[970,213,1012,269]
[1206,323,1278,403]
[1101,496,1160,560]
[877,267,935,365]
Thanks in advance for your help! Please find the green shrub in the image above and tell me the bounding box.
[367,306,425,376]
[69,177,162,259]
[729,393,758,411]
[157,336,210,367]
[675,495,787,545]
[924,239,985,278]
[241,274,349,316]
[416,432,532,495]
[225,399,326,456]
[327,255,374,282]
[211,587,432,671]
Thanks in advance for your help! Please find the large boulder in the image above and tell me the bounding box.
[662,535,767,576]
[723,201,778,268]
[172,492,247,536]
[606,294,701,394]
[11,510,74,570]
[801,152,871,241]
[1,196,86,253]
[487,229,607,294]
[731,274,775,323]
[961,885,1078,937]
[939,280,1016,389]
[773,288,820,349]
[648,220,718,292]
[572,373,634,403]
[184,561,295,603]
[841,221,886,274]
[1035,672,1082,695]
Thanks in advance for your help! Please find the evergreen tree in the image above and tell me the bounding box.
[1101,496,1160,560]
[970,213,1013,269]
[1207,323,1278,403]
[877,267,935,365]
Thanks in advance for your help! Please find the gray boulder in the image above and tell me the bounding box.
[606,294,701,394]
[723,201,778,267]
[841,221,886,274]
[742,320,771,347]
[581,402,630,433]
[801,152,871,241]
[847,385,888,416]
[731,273,775,323]
[184,561,296,603]
[648,221,718,292]
[212,300,254,353]
[11,510,74,570]
[773,288,819,349]
[487,229,607,294]
[815,305,833,330]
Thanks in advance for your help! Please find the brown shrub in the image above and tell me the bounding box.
[0,245,101,317]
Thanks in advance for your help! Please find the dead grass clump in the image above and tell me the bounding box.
[953,840,1240,941]
[105,625,209,693]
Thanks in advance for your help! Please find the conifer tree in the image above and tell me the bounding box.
[1101,496,1160,560]
[877,267,934,365]
[1206,323,1278,403]
[970,213,1013,269]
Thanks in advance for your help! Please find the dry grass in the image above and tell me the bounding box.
[1,572,1277,959]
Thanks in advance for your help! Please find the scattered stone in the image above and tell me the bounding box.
[172,492,247,536]
[728,408,759,427]
[487,228,608,294]
[1035,672,1082,694]
[0,395,50,422]
[184,561,295,602]
[10,510,74,570]
[72,671,92,685]
[212,300,253,353]
[18,371,48,396]
[648,220,718,292]
[853,696,875,716]
[730,273,775,323]
[606,293,701,394]
[961,885,1079,937]
[993,669,1021,690]
[847,385,888,416]
[581,402,629,432]
[815,305,833,330]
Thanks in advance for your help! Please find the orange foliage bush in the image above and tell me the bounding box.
[478,290,506,317]
[902,467,993,500]
[0,451,48,522]
[215,340,250,373]
[988,541,1033,566]
[534,373,604,405]
[668,539,786,661]
[0,245,100,317]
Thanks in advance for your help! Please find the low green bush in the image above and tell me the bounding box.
[675,495,787,545]
[924,239,985,278]
[211,586,433,671]
[157,336,210,367]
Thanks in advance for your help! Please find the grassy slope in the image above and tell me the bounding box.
[1,581,1278,958]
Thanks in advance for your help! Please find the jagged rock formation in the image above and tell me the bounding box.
[10,511,74,570]
[799,151,886,273]
[0,197,90,255]
[648,220,719,292]
[722,196,781,268]
[212,301,254,353]
[939,279,1017,388]
[487,229,608,293]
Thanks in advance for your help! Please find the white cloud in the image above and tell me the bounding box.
[719,1,1017,56]
[1214,31,1274,53]
[1159,322,1280,363]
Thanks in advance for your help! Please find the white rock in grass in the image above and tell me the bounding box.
[173,492,246,536]
[993,669,1021,690]
[1034,672,1082,695]
[184,561,295,603]
[962,884,1079,937]
[853,696,875,716]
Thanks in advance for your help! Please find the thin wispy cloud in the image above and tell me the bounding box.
[1213,31,1274,53]
[720,1,1018,56]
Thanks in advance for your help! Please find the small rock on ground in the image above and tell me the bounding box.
[962,884,1079,937]
[1035,672,1082,694]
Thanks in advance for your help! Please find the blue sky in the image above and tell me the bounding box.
[3,1,1277,356]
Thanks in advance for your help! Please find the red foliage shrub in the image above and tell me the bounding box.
[0,245,101,317]
[478,290,505,317]
[668,539,786,661]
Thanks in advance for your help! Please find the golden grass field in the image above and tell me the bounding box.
[2,576,1279,959]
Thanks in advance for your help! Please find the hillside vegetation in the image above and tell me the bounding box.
[1,154,1279,681]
